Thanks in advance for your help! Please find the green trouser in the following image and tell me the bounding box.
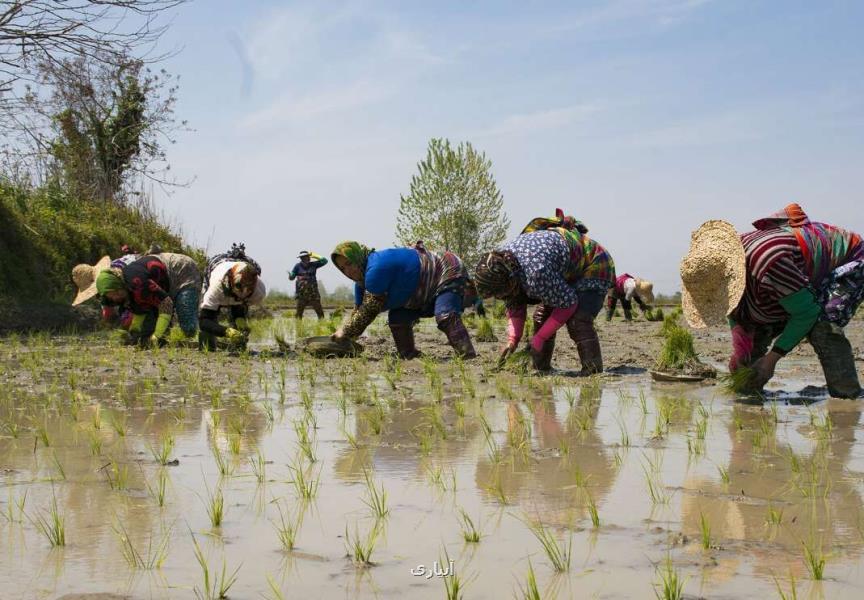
[750,321,861,399]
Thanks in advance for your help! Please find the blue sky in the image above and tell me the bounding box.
[152,0,864,294]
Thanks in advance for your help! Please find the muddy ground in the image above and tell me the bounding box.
[1,313,864,599]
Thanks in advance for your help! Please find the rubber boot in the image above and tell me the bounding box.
[436,313,477,359]
[531,305,556,371]
[623,307,633,321]
[808,321,862,398]
[389,323,422,359]
[567,315,603,375]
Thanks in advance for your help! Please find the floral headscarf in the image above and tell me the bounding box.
[331,241,373,282]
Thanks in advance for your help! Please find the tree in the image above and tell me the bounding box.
[20,50,183,201]
[396,138,509,269]
[1,1,185,92]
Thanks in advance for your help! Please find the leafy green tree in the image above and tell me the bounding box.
[396,138,509,268]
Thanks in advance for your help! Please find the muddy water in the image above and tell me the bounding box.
[1,322,863,599]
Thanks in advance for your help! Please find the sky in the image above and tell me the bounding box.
[150,0,864,294]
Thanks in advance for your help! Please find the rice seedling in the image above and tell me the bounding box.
[262,401,275,427]
[638,389,649,415]
[108,410,128,437]
[525,518,571,572]
[655,324,698,371]
[361,470,389,520]
[486,471,509,505]
[149,431,175,466]
[642,464,669,505]
[586,493,600,528]
[475,317,496,342]
[273,499,303,551]
[344,522,380,567]
[765,504,783,525]
[2,489,27,523]
[653,554,685,600]
[695,417,708,441]
[801,537,825,580]
[249,448,266,484]
[50,451,66,481]
[441,548,466,600]
[227,433,242,456]
[457,508,482,543]
[773,570,798,600]
[92,403,102,430]
[212,444,234,478]
[112,521,171,569]
[716,464,730,485]
[191,532,241,600]
[30,493,65,546]
[87,428,103,456]
[203,481,225,528]
[720,367,759,395]
[618,420,631,448]
[516,560,542,600]
[288,461,319,501]
[146,468,169,508]
[104,458,129,491]
[698,511,712,550]
[573,463,590,489]
[34,417,51,448]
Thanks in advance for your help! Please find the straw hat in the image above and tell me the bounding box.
[635,279,655,305]
[680,220,746,328]
[71,256,111,306]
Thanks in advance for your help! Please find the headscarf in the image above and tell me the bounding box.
[224,262,258,299]
[522,208,588,235]
[331,241,373,281]
[752,203,810,231]
[473,250,521,298]
[95,268,125,296]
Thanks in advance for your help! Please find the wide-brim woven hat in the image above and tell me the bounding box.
[71,255,112,306]
[635,279,655,305]
[680,220,746,328]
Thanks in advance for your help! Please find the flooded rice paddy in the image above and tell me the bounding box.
[1,317,864,599]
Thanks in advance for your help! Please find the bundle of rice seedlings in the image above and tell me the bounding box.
[659,313,681,337]
[656,325,697,371]
[720,367,759,394]
[475,318,497,342]
[655,322,716,377]
[645,308,665,322]
[497,349,531,374]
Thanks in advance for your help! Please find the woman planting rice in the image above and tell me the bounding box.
[605,273,655,321]
[198,243,266,351]
[329,241,476,359]
[95,252,201,347]
[681,204,864,397]
[473,221,615,374]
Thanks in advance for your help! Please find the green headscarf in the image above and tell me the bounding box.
[95,269,125,295]
[331,241,372,281]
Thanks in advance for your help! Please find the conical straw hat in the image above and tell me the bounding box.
[71,255,112,306]
[680,220,746,328]
[635,279,655,305]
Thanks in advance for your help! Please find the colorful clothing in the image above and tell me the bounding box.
[521,208,588,235]
[290,256,327,293]
[343,249,468,339]
[173,287,199,335]
[122,256,171,312]
[731,204,864,355]
[502,229,615,309]
[353,248,421,310]
[200,260,266,311]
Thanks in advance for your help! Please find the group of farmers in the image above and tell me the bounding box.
[70,203,864,398]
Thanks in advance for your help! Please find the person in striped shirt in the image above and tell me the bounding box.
[682,204,864,397]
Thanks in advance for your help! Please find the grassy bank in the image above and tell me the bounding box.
[0,180,200,331]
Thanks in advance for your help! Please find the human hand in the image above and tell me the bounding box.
[751,352,781,389]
